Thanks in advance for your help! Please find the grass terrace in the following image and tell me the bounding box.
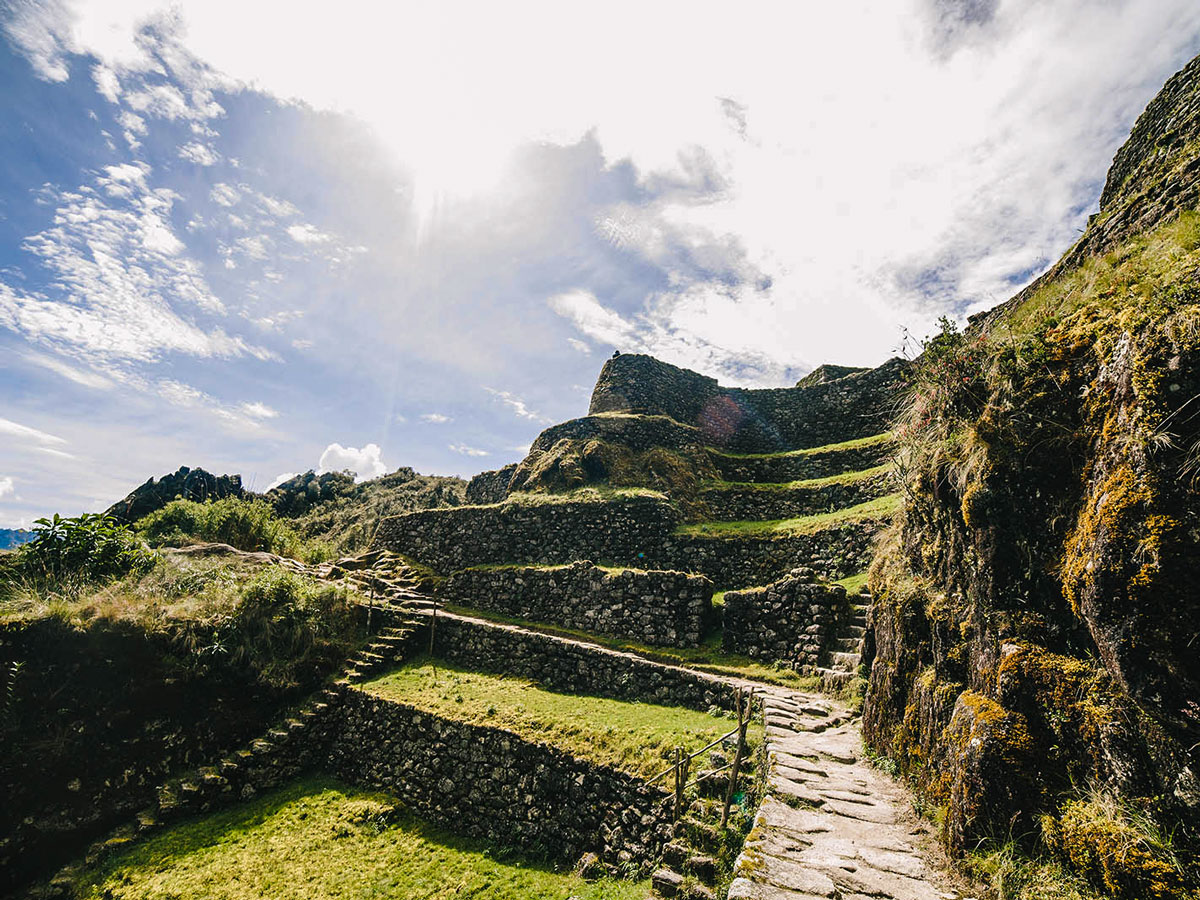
[675,494,902,538]
[359,658,761,779]
[73,777,648,900]
[707,431,894,460]
[703,462,893,492]
[438,605,822,691]
[834,571,871,595]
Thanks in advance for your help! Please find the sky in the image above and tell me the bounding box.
[1,0,1199,527]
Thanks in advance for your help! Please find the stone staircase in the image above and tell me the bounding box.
[41,618,424,895]
[815,592,870,690]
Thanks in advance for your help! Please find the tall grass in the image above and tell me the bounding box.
[135,498,331,562]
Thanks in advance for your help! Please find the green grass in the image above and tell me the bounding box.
[834,571,870,595]
[708,431,893,460]
[454,485,669,513]
[676,494,902,538]
[701,462,894,492]
[439,604,822,691]
[1000,209,1200,336]
[74,776,648,900]
[360,658,756,778]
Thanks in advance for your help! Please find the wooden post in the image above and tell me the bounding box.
[429,594,438,684]
[673,748,691,821]
[721,690,749,828]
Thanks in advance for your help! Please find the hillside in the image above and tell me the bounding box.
[863,50,1200,900]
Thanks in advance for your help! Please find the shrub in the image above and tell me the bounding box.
[135,497,327,561]
[12,513,155,589]
[199,569,360,688]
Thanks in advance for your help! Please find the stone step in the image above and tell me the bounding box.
[832,637,861,652]
[843,624,866,637]
[684,854,718,885]
[662,840,690,868]
[652,867,684,898]
[355,650,386,662]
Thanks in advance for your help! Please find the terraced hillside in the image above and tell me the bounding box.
[373,358,902,682]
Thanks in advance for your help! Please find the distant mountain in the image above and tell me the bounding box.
[0,529,33,550]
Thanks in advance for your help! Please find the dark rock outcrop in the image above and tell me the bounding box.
[104,466,244,524]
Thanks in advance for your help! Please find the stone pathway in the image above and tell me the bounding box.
[727,690,968,900]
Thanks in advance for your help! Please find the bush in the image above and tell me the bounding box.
[135,497,327,562]
[12,513,156,589]
[199,569,360,688]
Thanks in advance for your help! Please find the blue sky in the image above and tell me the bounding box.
[1,0,1199,527]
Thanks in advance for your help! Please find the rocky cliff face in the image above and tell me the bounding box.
[864,52,1200,900]
[105,466,244,524]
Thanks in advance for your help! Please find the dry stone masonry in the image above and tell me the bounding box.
[431,613,741,712]
[437,561,713,647]
[723,572,849,670]
[375,494,680,572]
[326,690,673,869]
[588,354,908,452]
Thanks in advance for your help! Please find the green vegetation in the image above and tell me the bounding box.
[965,841,1139,900]
[0,513,156,599]
[440,604,821,690]
[834,571,870,594]
[361,658,757,778]
[676,494,901,537]
[136,497,331,562]
[703,462,893,492]
[1,554,362,689]
[502,485,668,507]
[1002,208,1200,337]
[268,468,466,555]
[708,431,893,460]
[75,777,648,900]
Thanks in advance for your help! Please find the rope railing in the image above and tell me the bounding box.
[646,687,757,824]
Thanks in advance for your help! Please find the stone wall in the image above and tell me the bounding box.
[465,464,517,505]
[723,573,849,669]
[431,614,740,712]
[699,471,894,522]
[651,521,880,588]
[326,690,672,868]
[711,439,895,483]
[437,561,712,647]
[587,354,907,453]
[374,495,681,572]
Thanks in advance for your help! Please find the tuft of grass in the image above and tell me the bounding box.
[676,494,902,538]
[73,776,649,900]
[965,841,1114,900]
[360,658,759,779]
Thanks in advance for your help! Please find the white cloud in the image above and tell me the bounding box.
[286,223,331,244]
[238,401,278,420]
[179,141,219,165]
[549,290,638,349]
[0,165,277,366]
[449,443,488,457]
[92,63,120,102]
[420,413,451,424]
[24,351,115,390]
[266,471,297,490]
[210,183,241,206]
[484,387,550,423]
[0,477,15,500]
[567,337,591,354]
[318,442,388,481]
[0,416,68,447]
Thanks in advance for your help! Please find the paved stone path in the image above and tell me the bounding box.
[727,690,970,900]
